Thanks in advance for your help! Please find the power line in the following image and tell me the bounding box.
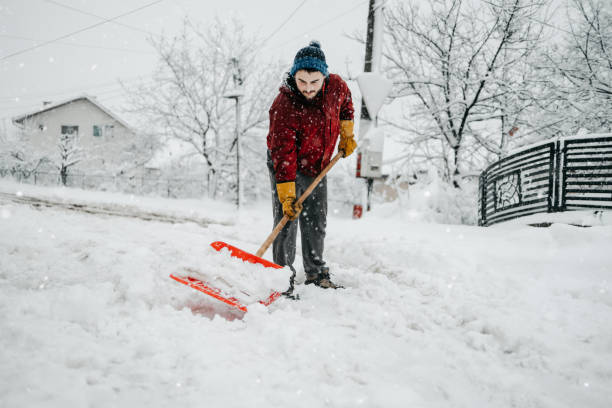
[0,34,155,54]
[43,0,160,38]
[0,74,153,102]
[0,75,152,109]
[0,0,164,61]
[268,0,369,50]
[0,82,151,117]
[261,0,308,45]
[2,1,370,115]
[528,17,573,36]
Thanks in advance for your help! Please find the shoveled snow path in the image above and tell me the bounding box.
[1,184,611,407]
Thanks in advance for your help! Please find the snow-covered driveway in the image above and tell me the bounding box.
[1,181,611,407]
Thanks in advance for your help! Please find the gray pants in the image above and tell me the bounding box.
[267,151,327,278]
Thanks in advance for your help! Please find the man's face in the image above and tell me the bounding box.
[295,70,325,100]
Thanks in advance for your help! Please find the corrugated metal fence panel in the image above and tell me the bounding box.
[480,142,555,226]
[562,136,612,211]
[479,135,612,226]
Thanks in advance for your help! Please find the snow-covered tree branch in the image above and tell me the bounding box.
[123,16,283,199]
[384,0,549,185]
[535,0,611,135]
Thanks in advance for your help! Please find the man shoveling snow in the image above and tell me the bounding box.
[266,41,357,290]
[171,41,356,310]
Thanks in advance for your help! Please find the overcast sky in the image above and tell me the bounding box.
[0,0,371,122]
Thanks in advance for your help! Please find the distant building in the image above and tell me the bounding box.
[12,94,134,148]
[11,94,143,174]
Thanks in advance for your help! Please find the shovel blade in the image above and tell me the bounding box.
[210,241,283,269]
[169,241,283,313]
[170,274,249,312]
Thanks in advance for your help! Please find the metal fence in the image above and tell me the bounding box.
[478,134,612,226]
[0,168,208,199]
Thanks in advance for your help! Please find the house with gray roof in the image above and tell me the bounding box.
[12,94,134,148]
[11,94,143,174]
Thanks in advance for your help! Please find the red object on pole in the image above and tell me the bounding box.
[353,204,363,219]
[356,152,362,178]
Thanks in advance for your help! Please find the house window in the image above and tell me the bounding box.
[104,125,114,138]
[61,125,78,136]
[93,124,114,138]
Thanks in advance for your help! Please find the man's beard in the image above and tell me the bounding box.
[302,90,317,99]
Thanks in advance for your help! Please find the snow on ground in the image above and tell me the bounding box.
[1,179,611,408]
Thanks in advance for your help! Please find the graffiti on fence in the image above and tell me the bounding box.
[494,171,521,210]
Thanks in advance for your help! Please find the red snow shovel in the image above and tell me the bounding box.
[170,152,344,312]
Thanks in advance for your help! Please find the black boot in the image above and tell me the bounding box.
[304,272,319,286]
[305,267,343,289]
[316,271,343,289]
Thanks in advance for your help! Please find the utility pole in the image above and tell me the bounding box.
[358,0,385,212]
[362,0,375,123]
[224,57,244,209]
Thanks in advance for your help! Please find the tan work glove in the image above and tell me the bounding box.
[276,182,303,220]
[338,120,357,157]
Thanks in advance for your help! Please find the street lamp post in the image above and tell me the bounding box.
[224,57,244,209]
[224,92,243,209]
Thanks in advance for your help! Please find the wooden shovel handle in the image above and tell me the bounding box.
[255,152,344,258]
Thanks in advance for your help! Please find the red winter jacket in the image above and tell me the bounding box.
[267,73,354,182]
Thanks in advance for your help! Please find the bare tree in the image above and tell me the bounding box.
[384,0,548,186]
[125,17,282,199]
[536,0,612,134]
[1,120,61,176]
[57,131,82,185]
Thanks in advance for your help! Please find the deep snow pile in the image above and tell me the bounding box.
[1,180,611,408]
[183,245,293,303]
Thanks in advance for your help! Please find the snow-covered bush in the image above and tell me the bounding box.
[372,169,478,225]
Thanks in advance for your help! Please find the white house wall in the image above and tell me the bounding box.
[21,98,135,171]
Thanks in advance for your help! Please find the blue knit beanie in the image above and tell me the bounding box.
[290,40,329,77]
